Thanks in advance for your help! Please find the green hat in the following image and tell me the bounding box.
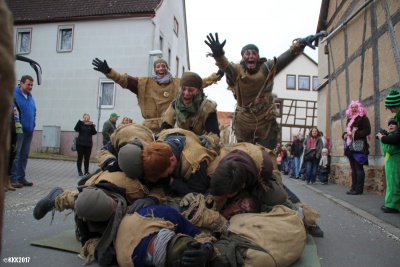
[110,112,120,118]
[118,142,143,179]
[153,58,169,69]
[180,72,202,89]
[241,44,259,56]
[385,88,400,107]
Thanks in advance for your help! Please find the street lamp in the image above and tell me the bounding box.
[148,50,163,76]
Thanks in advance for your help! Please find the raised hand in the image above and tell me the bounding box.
[300,32,327,50]
[92,58,111,74]
[204,33,226,57]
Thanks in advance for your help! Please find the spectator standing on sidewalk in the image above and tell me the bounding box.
[343,100,371,195]
[74,113,97,176]
[376,89,400,213]
[102,113,119,145]
[318,148,331,185]
[5,99,22,191]
[303,127,323,185]
[10,75,36,188]
[292,133,304,179]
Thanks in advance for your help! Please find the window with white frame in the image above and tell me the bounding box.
[16,28,32,54]
[99,80,116,108]
[57,25,74,52]
[173,17,179,36]
[313,76,318,91]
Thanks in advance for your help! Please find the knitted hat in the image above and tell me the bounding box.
[385,88,400,107]
[180,72,202,89]
[153,58,169,69]
[322,148,328,154]
[388,118,398,126]
[241,44,259,56]
[118,143,143,179]
[75,187,115,221]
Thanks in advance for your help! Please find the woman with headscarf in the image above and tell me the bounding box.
[160,71,221,151]
[343,100,371,195]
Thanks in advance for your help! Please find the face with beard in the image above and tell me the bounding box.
[154,62,168,78]
[242,49,259,69]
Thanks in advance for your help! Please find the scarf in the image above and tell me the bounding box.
[153,228,176,267]
[346,114,359,145]
[319,155,328,166]
[174,92,205,123]
[152,72,173,84]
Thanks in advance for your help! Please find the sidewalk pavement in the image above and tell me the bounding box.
[283,174,400,239]
[3,158,400,239]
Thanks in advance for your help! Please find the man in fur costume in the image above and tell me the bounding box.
[161,71,221,152]
[204,142,324,237]
[92,58,223,134]
[205,32,326,150]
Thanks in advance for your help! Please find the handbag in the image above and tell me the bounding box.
[349,138,365,153]
[304,149,316,161]
[71,137,77,151]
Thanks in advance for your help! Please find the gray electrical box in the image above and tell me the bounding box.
[42,126,61,153]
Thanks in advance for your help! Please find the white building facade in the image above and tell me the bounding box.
[8,0,189,155]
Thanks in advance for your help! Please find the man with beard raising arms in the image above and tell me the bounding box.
[205,32,326,150]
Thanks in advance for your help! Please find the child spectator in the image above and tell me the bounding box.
[318,148,331,185]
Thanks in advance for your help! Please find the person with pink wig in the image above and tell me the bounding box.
[342,100,371,195]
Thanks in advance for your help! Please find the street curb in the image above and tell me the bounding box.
[306,185,400,240]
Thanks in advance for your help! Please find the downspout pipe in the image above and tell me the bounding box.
[320,0,374,44]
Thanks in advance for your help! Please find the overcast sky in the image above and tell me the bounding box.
[185,0,322,111]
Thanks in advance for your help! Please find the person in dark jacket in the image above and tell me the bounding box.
[102,113,119,145]
[318,148,331,185]
[74,113,97,176]
[343,100,371,195]
[292,133,304,179]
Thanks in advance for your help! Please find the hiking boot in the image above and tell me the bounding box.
[33,187,64,220]
[308,225,324,237]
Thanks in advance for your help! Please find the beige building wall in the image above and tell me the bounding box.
[317,0,400,193]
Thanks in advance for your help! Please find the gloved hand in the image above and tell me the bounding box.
[177,242,214,267]
[126,197,158,214]
[92,58,111,74]
[300,32,327,50]
[216,69,224,78]
[205,33,226,58]
[180,192,198,207]
[197,135,211,149]
[102,158,121,172]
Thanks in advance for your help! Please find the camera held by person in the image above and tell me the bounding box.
[376,128,388,139]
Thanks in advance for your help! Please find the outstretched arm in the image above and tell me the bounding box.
[92,58,139,94]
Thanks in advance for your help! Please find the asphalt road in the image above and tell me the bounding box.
[1,159,400,267]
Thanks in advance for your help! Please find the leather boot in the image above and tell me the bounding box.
[5,176,16,191]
